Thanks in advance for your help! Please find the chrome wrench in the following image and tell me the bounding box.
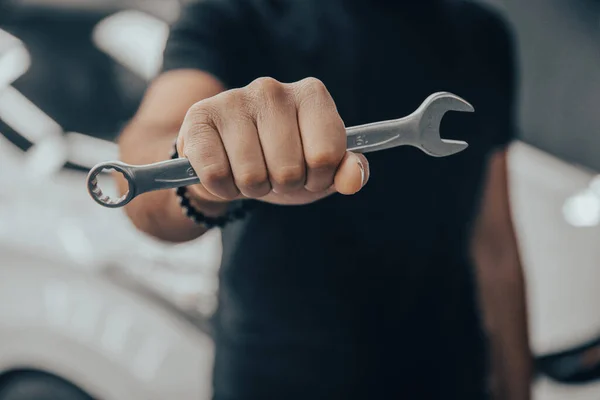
[87,92,474,208]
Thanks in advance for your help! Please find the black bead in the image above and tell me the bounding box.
[171,142,250,228]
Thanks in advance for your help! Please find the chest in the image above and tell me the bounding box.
[258,4,491,250]
[266,5,473,120]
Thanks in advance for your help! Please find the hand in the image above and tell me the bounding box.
[176,77,369,206]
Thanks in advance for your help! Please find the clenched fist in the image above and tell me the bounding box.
[176,77,370,206]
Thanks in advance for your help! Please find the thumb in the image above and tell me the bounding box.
[334,152,370,195]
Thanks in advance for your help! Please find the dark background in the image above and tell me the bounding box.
[485,0,600,172]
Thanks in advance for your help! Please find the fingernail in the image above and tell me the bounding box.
[357,157,366,187]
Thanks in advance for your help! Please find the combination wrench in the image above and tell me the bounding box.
[87,92,474,208]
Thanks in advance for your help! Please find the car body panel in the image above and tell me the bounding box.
[0,134,217,399]
[508,141,600,398]
[0,249,214,400]
[509,141,600,353]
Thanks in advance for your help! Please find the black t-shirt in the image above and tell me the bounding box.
[163,1,516,398]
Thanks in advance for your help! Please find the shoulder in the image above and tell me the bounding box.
[167,0,305,51]
[174,0,295,25]
[165,0,323,79]
[171,0,255,28]
[448,1,517,76]
[163,0,276,86]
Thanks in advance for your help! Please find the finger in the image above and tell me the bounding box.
[180,100,239,200]
[293,78,346,193]
[250,77,305,194]
[334,152,370,195]
[217,89,271,198]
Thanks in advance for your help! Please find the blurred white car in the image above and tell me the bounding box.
[0,133,220,400]
[509,142,600,400]
[0,8,219,398]
[0,5,599,400]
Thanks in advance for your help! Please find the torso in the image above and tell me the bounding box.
[214,1,511,397]
[220,0,494,299]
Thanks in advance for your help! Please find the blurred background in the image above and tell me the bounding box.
[0,0,599,399]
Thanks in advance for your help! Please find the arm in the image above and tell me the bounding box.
[117,1,368,244]
[118,73,368,243]
[471,148,533,400]
[116,69,229,243]
[116,0,245,242]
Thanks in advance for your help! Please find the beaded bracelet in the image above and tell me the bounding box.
[171,144,252,229]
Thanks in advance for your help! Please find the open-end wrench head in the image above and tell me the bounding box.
[415,92,473,157]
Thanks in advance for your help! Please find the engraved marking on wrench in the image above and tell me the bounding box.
[355,134,368,146]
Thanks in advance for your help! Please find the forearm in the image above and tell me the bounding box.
[117,122,228,243]
[474,244,532,400]
[115,70,229,243]
[472,149,533,399]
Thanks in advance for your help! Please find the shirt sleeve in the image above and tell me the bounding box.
[475,11,519,149]
[161,0,258,89]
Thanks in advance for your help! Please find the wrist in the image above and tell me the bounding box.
[170,142,252,228]
[181,186,230,218]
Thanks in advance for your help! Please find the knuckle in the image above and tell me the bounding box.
[185,105,222,139]
[187,101,219,126]
[221,87,245,104]
[293,77,334,111]
[306,148,343,170]
[271,165,305,187]
[236,170,270,195]
[250,76,281,92]
[249,77,289,107]
[226,87,258,119]
[298,77,328,97]
[250,77,284,98]
[301,77,326,91]
[185,120,219,143]
[199,163,232,186]
[190,91,254,132]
